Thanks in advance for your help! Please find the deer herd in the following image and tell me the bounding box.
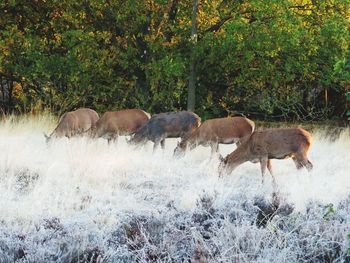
[44,108,313,186]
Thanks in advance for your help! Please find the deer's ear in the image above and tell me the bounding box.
[43,133,49,139]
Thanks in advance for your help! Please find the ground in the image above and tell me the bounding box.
[0,115,349,262]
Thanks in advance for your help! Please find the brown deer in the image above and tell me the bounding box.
[91,109,150,143]
[173,116,255,157]
[218,128,313,185]
[45,108,99,143]
[129,111,201,151]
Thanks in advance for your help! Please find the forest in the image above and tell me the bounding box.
[0,0,349,121]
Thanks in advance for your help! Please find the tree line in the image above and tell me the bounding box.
[0,0,349,121]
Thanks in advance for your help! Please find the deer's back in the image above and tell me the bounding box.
[148,111,200,138]
[133,111,201,141]
[198,117,254,141]
[72,108,99,130]
[249,128,312,157]
[96,109,150,135]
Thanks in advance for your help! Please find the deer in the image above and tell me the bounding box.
[44,108,99,143]
[90,109,150,143]
[218,128,313,186]
[129,111,201,151]
[173,116,255,157]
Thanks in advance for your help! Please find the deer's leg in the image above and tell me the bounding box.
[260,157,268,184]
[299,157,313,171]
[214,142,219,153]
[104,132,112,143]
[107,134,115,144]
[292,156,303,169]
[267,159,273,175]
[210,142,219,159]
[300,150,313,171]
[305,159,313,171]
[267,159,277,188]
[153,137,163,153]
[294,152,313,171]
[153,142,159,152]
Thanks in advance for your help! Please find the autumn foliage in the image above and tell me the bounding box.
[0,0,349,120]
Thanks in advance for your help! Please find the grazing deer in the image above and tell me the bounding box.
[129,111,201,151]
[91,109,150,143]
[173,116,255,157]
[218,128,313,185]
[44,108,99,143]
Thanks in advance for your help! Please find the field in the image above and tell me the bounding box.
[0,115,349,262]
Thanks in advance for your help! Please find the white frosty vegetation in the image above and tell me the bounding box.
[0,115,349,262]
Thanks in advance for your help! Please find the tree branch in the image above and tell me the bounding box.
[203,15,233,34]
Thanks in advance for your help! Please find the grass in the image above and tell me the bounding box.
[0,114,349,262]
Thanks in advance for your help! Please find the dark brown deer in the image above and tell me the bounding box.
[129,111,201,151]
[91,109,150,143]
[173,116,255,157]
[45,108,99,143]
[218,128,313,186]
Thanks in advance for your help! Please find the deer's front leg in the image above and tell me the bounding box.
[153,140,160,152]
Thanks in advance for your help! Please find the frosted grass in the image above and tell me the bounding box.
[0,115,349,262]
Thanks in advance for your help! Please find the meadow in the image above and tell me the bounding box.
[0,115,349,262]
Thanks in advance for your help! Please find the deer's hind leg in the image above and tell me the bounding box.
[107,133,118,144]
[260,157,269,184]
[292,156,303,170]
[260,158,277,187]
[209,141,219,159]
[305,159,313,171]
[267,159,277,188]
[293,152,313,171]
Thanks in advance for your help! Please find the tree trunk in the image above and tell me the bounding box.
[0,77,5,113]
[7,80,14,113]
[187,0,198,112]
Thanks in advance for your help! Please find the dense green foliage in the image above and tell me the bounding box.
[0,0,349,120]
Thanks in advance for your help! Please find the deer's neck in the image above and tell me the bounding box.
[227,142,251,164]
[180,129,199,148]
